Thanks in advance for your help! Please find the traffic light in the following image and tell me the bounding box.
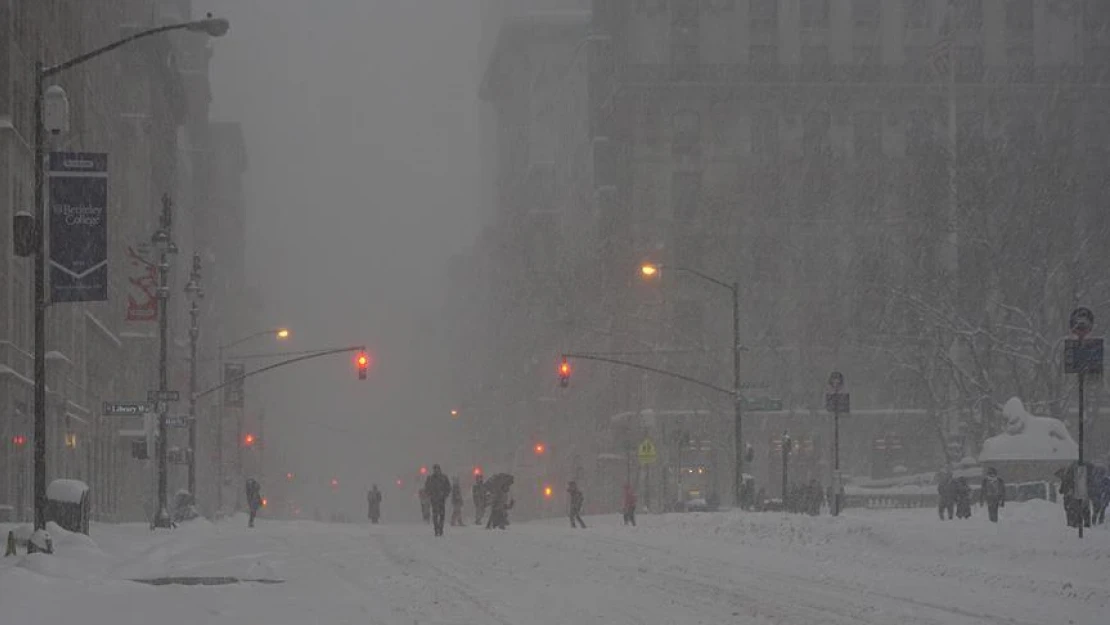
[534,442,546,456]
[473,466,482,477]
[450,409,459,419]
[243,433,256,447]
[558,357,571,388]
[419,465,428,476]
[286,472,295,481]
[330,478,339,489]
[261,498,268,508]
[543,485,554,499]
[396,478,403,488]
[356,352,369,380]
[11,434,27,447]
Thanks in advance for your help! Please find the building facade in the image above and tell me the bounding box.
[467,0,1110,508]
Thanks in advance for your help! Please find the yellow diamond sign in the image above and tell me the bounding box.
[638,438,657,465]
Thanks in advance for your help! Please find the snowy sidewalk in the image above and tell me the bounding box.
[2,503,1107,625]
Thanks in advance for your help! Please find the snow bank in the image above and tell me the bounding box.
[46,479,89,504]
[980,397,1078,462]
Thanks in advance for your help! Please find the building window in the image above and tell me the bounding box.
[803,110,831,155]
[954,0,983,30]
[853,111,883,158]
[905,0,931,29]
[854,0,882,28]
[672,110,701,154]
[672,172,702,222]
[751,109,778,156]
[1005,0,1035,33]
[800,0,830,29]
[801,45,830,81]
[955,46,983,83]
[750,44,778,80]
[1007,45,1034,82]
[750,0,778,31]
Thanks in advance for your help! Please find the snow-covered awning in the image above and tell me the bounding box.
[46,479,89,504]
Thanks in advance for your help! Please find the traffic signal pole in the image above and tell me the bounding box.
[732,280,743,509]
[193,345,369,402]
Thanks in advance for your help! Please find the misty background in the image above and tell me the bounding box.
[202,0,493,512]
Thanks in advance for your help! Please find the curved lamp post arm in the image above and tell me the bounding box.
[43,17,228,78]
[562,352,736,398]
[195,345,365,401]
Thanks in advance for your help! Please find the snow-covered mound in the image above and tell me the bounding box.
[46,479,89,504]
[979,397,1078,462]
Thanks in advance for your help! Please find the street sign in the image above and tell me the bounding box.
[638,438,657,465]
[165,415,191,428]
[743,397,783,412]
[1064,339,1103,375]
[825,393,851,414]
[103,401,154,416]
[148,390,180,402]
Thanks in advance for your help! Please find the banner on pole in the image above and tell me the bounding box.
[48,152,108,302]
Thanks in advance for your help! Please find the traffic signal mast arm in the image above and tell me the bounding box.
[193,345,368,401]
[561,352,736,398]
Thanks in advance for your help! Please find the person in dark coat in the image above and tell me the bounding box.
[937,470,955,520]
[1092,467,1110,526]
[1059,466,1080,528]
[486,480,514,529]
[450,478,464,527]
[367,485,382,524]
[245,478,263,528]
[980,467,1005,523]
[568,481,586,528]
[622,483,637,526]
[954,477,972,519]
[424,464,452,536]
[472,474,487,525]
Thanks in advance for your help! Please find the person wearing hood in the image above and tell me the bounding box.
[568,481,586,528]
[980,467,1005,523]
[367,485,382,524]
[450,478,465,527]
[622,483,637,526]
[424,464,452,536]
[472,474,487,525]
[245,478,263,528]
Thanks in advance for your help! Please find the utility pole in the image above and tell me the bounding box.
[781,431,792,510]
[185,253,203,499]
[731,280,743,509]
[152,195,176,529]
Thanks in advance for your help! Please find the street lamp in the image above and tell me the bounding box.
[151,196,178,529]
[640,262,744,509]
[216,326,290,513]
[184,253,204,503]
[10,12,229,542]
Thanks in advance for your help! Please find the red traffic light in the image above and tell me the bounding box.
[356,352,369,380]
[243,433,256,447]
[396,478,403,488]
[558,357,571,387]
[419,465,428,476]
[473,466,482,477]
[534,442,546,455]
[286,472,295,481]
[330,478,339,488]
[12,435,27,447]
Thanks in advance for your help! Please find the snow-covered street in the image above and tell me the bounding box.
[3,502,1108,625]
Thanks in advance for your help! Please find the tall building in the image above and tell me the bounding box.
[0,0,249,521]
[468,0,1110,505]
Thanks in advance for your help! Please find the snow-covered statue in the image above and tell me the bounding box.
[979,397,1077,462]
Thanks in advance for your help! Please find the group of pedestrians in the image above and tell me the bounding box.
[937,467,1006,522]
[1057,462,1110,529]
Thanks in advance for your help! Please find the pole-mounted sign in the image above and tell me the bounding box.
[48,152,108,302]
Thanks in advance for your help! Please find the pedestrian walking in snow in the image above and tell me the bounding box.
[1092,467,1110,525]
[245,478,263,528]
[473,474,487,525]
[424,465,452,536]
[622,483,637,526]
[450,478,465,527]
[937,470,955,520]
[980,468,1005,523]
[367,485,382,524]
[568,481,586,528]
[485,475,514,530]
[954,476,972,519]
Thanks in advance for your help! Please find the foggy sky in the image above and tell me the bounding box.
[202,0,486,505]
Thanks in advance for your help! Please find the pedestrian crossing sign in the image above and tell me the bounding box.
[638,439,657,465]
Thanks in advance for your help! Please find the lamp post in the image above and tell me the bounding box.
[215,327,289,513]
[184,253,204,500]
[152,195,177,529]
[10,15,229,536]
[641,263,743,508]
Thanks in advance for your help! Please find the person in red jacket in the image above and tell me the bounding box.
[622,483,637,526]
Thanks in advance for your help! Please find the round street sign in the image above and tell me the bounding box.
[638,438,657,465]
[1070,307,1094,339]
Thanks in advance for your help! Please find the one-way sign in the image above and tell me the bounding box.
[103,401,155,416]
[148,390,180,402]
